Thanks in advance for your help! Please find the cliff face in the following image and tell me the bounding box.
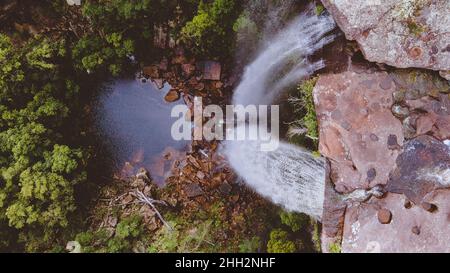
[316,1,450,252]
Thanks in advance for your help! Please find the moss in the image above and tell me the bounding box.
[315,4,325,16]
[311,220,322,253]
[267,229,297,253]
[407,20,426,36]
[328,242,341,253]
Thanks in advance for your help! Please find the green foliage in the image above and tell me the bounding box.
[329,242,341,254]
[279,211,309,233]
[239,236,261,253]
[0,34,87,251]
[74,215,144,253]
[267,229,296,253]
[315,4,325,16]
[181,0,240,56]
[72,33,134,76]
[288,77,319,149]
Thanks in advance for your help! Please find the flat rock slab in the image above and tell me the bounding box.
[342,190,450,253]
[314,71,403,192]
[322,0,450,73]
[386,135,450,204]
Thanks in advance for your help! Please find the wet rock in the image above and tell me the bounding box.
[315,71,403,192]
[386,135,450,205]
[143,65,160,78]
[164,89,180,102]
[200,61,221,80]
[392,105,410,119]
[377,209,392,224]
[322,0,450,74]
[184,183,204,198]
[152,79,164,89]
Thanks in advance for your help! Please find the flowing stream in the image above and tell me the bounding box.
[225,7,336,220]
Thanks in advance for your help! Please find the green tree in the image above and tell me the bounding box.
[0,34,87,251]
[181,0,240,56]
[279,211,309,232]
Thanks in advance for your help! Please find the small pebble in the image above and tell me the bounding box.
[378,209,392,224]
[421,202,438,213]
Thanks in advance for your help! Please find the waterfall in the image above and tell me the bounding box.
[224,6,335,220]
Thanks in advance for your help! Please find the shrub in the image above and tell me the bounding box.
[279,211,309,233]
[267,229,296,253]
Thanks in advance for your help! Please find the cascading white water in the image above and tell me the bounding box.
[224,7,335,220]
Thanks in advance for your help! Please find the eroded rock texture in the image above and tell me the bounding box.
[342,190,450,253]
[316,68,450,253]
[314,71,403,193]
[322,0,450,74]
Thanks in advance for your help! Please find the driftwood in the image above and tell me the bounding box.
[133,190,173,231]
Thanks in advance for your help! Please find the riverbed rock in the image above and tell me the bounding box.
[143,65,160,79]
[386,135,450,205]
[164,89,180,102]
[184,183,204,198]
[322,0,450,74]
[200,61,221,80]
[314,71,403,192]
[342,190,450,252]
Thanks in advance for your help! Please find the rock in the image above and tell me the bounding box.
[322,0,450,74]
[440,71,450,81]
[107,216,118,227]
[143,65,160,78]
[152,79,164,89]
[196,171,205,180]
[386,135,450,205]
[184,183,204,198]
[200,61,221,80]
[136,168,151,182]
[405,94,450,140]
[315,71,403,192]
[66,0,81,6]
[342,191,450,252]
[181,64,196,77]
[392,105,410,119]
[377,209,392,224]
[218,182,232,195]
[164,89,180,102]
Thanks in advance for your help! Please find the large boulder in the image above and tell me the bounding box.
[314,71,403,193]
[322,0,450,74]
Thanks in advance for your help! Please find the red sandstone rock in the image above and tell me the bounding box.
[342,191,450,253]
[314,71,403,192]
[377,209,392,224]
